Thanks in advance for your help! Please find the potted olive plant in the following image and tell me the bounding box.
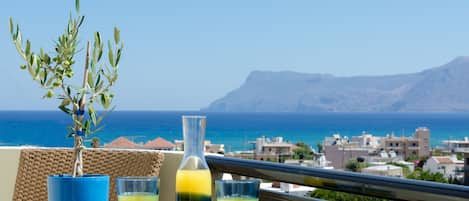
[9,0,123,200]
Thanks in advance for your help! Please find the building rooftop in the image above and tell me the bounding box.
[262,143,295,147]
[143,137,175,149]
[442,137,469,144]
[416,127,430,131]
[432,156,464,164]
[364,165,402,171]
[104,137,138,148]
[434,157,453,164]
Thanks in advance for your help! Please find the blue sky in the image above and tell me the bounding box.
[1,0,469,110]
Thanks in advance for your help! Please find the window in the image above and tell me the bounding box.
[412,143,417,147]
[396,143,399,147]
[389,143,393,146]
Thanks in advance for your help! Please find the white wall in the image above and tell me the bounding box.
[0,147,21,201]
[423,157,463,179]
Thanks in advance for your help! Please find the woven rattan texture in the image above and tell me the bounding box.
[13,148,164,201]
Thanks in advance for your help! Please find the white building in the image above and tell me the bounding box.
[260,182,315,197]
[324,134,344,146]
[423,156,464,179]
[396,160,415,172]
[252,136,297,155]
[323,133,373,169]
[174,140,225,153]
[351,132,382,149]
[362,165,403,177]
[441,137,469,153]
[284,154,334,169]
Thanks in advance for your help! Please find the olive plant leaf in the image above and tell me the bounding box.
[87,71,94,87]
[78,16,85,27]
[88,125,105,136]
[83,120,91,135]
[114,27,120,44]
[75,0,80,13]
[108,41,114,67]
[88,106,97,126]
[9,17,14,34]
[59,104,72,115]
[15,25,21,41]
[25,40,31,57]
[96,106,115,125]
[116,48,122,67]
[95,74,101,89]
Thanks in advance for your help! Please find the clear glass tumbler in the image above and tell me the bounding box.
[116,177,159,201]
[216,180,260,201]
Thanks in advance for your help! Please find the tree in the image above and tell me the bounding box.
[456,153,464,160]
[345,159,368,172]
[91,137,100,148]
[431,149,445,156]
[317,142,323,153]
[293,141,315,160]
[405,155,419,162]
[406,168,448,183]
[415,157,429,168]
[311,189,387,201]
[9,0,123,177]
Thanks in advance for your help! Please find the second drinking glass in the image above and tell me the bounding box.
[117,177,159,201]
[216,180,260,201]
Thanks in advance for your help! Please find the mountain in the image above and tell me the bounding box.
[203,57,469,112]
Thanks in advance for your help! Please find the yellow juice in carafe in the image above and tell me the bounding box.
[175,169,212,201]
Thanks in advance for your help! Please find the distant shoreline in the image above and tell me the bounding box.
[1,112,468,151]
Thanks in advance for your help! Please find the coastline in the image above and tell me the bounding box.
[1,111,469,151]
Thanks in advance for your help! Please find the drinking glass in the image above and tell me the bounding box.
[216,180,260,201]
[117,177,159,201]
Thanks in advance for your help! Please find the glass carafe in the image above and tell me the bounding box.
[176,116,212,201]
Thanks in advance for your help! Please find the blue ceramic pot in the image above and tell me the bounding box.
[48,174,110,201]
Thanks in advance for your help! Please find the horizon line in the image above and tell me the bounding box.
[1,110,469,115]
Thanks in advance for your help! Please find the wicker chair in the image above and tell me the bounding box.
[13,148,164,201]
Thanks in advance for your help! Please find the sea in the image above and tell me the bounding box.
[1,111,469,151]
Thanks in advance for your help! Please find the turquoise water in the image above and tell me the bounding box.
[0,111,468,151]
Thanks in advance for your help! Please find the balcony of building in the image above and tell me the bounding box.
[1,147,469,201]
[407,146,420,150]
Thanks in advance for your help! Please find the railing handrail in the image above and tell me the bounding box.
[206,156,469,201]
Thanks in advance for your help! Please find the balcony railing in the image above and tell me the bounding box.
[453,148,469,153]
[207,156,469,201]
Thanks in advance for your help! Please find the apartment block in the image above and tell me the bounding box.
[382,127,430,159]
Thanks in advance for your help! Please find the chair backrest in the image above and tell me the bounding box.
[13,148,164,201]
